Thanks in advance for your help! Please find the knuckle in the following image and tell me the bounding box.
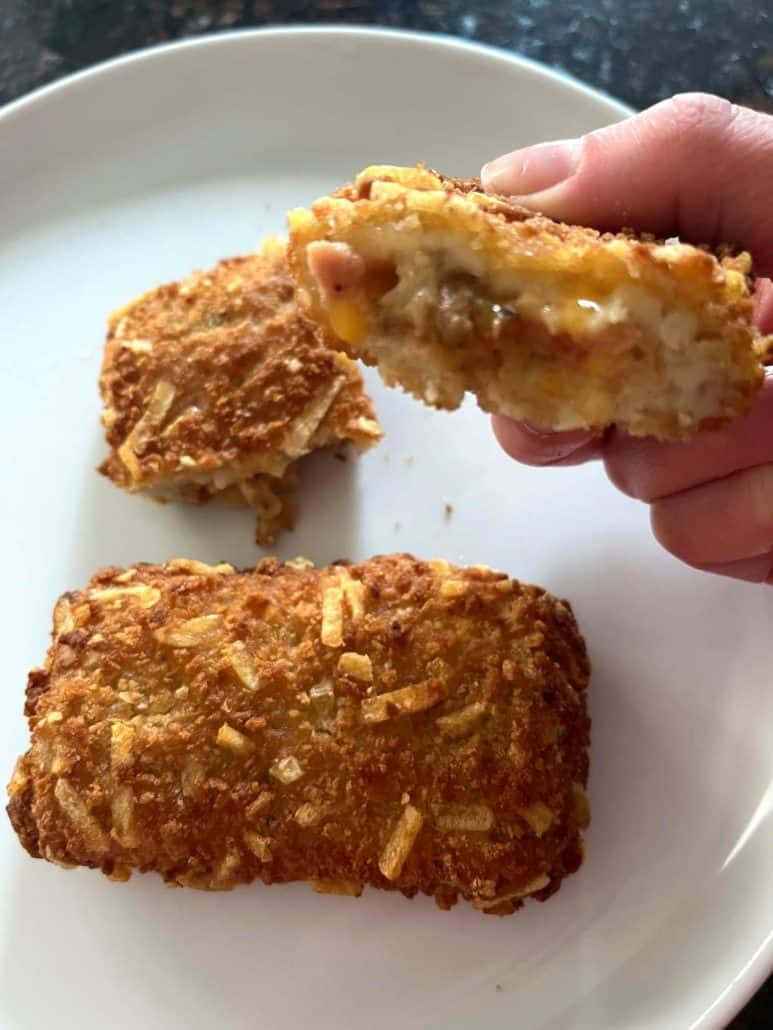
[667,93,733,132]
[636,93,738,164]
[667,93,736,142]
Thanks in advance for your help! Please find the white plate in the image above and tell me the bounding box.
[0,27,771,1030]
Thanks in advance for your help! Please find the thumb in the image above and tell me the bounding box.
[481,93,773,278]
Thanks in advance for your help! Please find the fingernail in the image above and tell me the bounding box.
[520,421,596,461]
[482,138,582,196]
[520,420,555,437]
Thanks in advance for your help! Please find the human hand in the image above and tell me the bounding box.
[482,93,773,584]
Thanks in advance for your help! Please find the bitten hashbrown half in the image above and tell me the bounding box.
[288,165,767,440]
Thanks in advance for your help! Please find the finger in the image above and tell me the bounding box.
[482,93,773,276]
[491,416,604,467]
[689,554,773,585]
[603,372,773,501]
[650,463,773,565]
[753,277,773,339]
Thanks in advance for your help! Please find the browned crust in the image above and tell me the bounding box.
[6,770,40,859]
[98,241,382,541]
[338,167,547,229]
[338,166,757,266]
[6,554,590,915]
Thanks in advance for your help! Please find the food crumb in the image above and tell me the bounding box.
[393,521,401,531]
[444,501,453,519]
[496,984,503,992]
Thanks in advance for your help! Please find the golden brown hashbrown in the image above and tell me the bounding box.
[7,554,590,916]
[99,239,382,544]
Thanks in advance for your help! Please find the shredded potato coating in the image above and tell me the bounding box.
[8,554,590,916]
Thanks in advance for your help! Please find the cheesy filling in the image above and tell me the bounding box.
[319,232,734,431]
[327,230,699,352]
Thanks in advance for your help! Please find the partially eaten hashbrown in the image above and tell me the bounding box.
[288,165,767,440]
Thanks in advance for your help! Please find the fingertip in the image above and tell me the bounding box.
[602,429,666,500]
[649,500,681,559]
[650,464,773,566]
[492,415,600,466]
[687,554,773,584]
[753,277,773,338]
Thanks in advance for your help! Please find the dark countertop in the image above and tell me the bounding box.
[2,0,772,112]
[1,2,771,1027]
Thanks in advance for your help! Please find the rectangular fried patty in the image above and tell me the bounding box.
[7,553,590,916]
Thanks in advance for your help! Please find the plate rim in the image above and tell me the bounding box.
[0,24,633,126]
[1,24,769,1030]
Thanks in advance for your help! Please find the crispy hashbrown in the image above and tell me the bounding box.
[99,239,382,544]
[7,554,590,916]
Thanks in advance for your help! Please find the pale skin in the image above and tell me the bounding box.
[482,93,773,585]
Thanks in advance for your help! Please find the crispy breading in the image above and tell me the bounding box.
[288,165,768,440]
[99,238,382,544]
[7,554,590,916]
